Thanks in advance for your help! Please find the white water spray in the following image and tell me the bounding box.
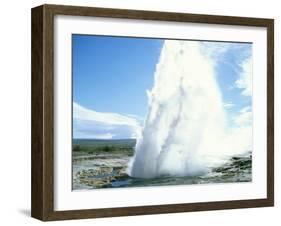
[129,40,252,179]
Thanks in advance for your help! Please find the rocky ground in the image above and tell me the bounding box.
[73,153,130,189]
[73,152,252,189]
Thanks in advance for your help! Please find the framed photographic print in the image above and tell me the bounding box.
[31,4,274,221]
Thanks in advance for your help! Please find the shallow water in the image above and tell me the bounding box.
[73,152,252,190]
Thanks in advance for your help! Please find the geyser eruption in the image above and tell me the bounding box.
[129,40,252,179]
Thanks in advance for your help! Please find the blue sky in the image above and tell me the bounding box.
[210,42,252,123]
[73,35,163,118]
[72,34,252,139]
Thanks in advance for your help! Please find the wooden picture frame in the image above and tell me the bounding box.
[31,4,274,221]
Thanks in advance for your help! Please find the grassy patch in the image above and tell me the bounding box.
[72,139,136,156]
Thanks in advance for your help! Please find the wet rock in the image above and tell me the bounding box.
[75,166,128,188]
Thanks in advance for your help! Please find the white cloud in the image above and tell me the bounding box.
[223,102,234,109]
[203,42,252,97]
[234,106,252,127]
[240,105,251,113]
[235,57,252,96]
[200,42,249,65]
[73,102,141,139]
[74,132,114,139]
[200,42,232,60]
[73,102,140,127]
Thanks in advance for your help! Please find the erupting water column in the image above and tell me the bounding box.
[129,40,228,178]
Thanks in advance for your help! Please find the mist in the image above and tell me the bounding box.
[128,40,252,178]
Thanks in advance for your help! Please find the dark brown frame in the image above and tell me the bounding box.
[31,4,274,221]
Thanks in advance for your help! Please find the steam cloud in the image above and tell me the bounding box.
[129,40,252,178]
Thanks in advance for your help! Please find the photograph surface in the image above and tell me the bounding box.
[72,35,253,190]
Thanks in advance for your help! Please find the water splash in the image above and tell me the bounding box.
[128,40,252,179]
